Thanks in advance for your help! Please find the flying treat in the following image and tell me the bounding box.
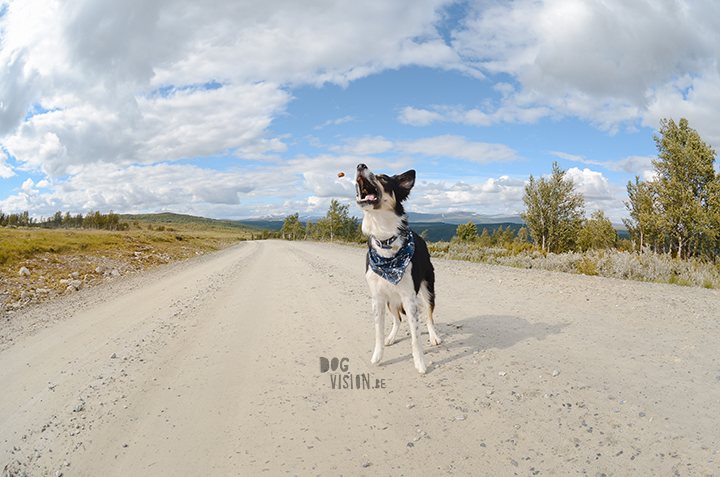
[338,172,345,177]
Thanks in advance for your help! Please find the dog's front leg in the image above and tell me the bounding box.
[384,306,402,346]
[404,299,427,374]
[370,297,386,365]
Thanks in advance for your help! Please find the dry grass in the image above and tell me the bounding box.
[1,225,251,313]
[428,240,720,289]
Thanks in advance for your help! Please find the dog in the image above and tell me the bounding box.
[355,163,441,374]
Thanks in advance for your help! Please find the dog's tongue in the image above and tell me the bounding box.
[365,194,376,201]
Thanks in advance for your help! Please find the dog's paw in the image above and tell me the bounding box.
[371,348,383,365]
[384,336,396,346]
[429,336,442,346]
[416,361,427,374]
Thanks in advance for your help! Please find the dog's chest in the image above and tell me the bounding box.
[365,263,415,301]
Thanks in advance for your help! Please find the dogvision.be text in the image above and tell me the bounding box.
[319,357,386,390]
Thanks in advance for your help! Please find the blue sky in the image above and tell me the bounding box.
[1,0,719,222]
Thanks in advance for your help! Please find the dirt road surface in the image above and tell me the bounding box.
[2,240,719,476]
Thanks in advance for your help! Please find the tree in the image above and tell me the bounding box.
[520,162,585,253]
[281,213,305,240]
[652,118,718,259]
[310,199,361,242]
[456,221,478,241]
[623,176,663,252]
[515,226,529,243]
[624,118,719,258]
[578,210,619,251]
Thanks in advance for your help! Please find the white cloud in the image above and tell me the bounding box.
[0,150,15,178]
[397,106,446,126]
[549,151,584,162]
[314,115,354,130]
[410,176,527,215]
[329,136,394,156]
[550,150,657,181]
[398,135,521,164]
[444,0,720,137]
[564,167,625,216]
[398,103,555,127]
[0,0,473,179]
[0,162,309,218]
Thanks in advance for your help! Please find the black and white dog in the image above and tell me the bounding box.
[355,163,441,374]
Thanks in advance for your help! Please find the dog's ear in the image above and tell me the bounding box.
[393,170,416,202]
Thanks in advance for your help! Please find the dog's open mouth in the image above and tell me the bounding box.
[356,175,379,206]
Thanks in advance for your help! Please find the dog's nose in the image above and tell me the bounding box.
[357,163,367,172]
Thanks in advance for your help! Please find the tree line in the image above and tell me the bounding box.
[0,210,129,230]
[512,117,718,259]
[281,199,363,242]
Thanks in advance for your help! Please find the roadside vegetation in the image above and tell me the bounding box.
[430,118,720,289]
[0,214,260,313]
[281,117,720,290]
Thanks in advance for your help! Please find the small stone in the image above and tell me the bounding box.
[455,415,466,421]
[406,403,415,409]
[361,462,370,468]
[122,443,128,448]
[552,370,560,377]
[56,471,63,477]
[407,442,414,447]
[639,412,646,417]
[498,371,507,376]
[19,267,31,277]
[543,394,551,399]
[110,353,117,359]
[95,267,103,274]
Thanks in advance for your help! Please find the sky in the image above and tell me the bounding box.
[1,0,719,222]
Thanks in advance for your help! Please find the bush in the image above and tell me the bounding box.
[428,240,720,289]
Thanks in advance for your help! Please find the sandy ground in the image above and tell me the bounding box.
[1,240,719,476]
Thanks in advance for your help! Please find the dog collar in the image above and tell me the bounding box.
[368,231,415,285]
[372,234,401,249]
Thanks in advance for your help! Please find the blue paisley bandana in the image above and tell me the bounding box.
[368,231,415,285]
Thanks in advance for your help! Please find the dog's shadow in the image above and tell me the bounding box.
[379,314,567,373]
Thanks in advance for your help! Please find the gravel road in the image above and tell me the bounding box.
[1,240,719,476]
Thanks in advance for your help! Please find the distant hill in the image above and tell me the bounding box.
[120,212,265,231]
[146,212,627,243]
[410,222,524,242]
[406,211,525,225]
[235,215,523,242]
[234,218,288,230]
